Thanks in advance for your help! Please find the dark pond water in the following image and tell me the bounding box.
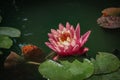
[0,0,120,79]
[1,0,119,55]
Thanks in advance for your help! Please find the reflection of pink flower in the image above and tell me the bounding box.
[45,22,91,56]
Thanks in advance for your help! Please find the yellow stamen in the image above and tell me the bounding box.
[60,32,70,42]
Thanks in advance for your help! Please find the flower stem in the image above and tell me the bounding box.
[45,51,56,59]
[26,61,40,65]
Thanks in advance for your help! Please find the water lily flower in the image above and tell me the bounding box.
[45,22,91,57]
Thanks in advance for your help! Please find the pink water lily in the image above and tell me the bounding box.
[45,22,91,57]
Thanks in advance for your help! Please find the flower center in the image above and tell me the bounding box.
[60,32,70,42]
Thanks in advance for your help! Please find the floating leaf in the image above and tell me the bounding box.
[39,60,72,80]
[0,27,21,37]
[0,35,13,49]
[87,69,120,80]
[39,59,94,80]
[91,52,120,74]
[65,59,94,80]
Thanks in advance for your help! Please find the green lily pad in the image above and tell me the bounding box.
[0,27,21,37]
[39,60,71,80]
[66,59,94,80]
[0,35,13,49]
[87,69,120,80]
[91,52,120,74]
[39,59,94,80]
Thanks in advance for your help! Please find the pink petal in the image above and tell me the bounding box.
[65,45,73,55]
[49,33,59,41]
[45,42,57,52]
[66,22,71,30]
[80,30,91,46]
[59,52,66,56]
[48,33,55,40]
[70,25,75,32]
[70,25,75,38]
[75,23,80,39]
[51,29,58,35]
[53,55,59,61]
[58,46,64,51]
[46,41,62,54]
[54,46,61,53]
[48,33,53,38]
[70,39,76,47]
[49,38,57,46]
[59,23,64,31]
[72,45,80,53]
[78,47,89,55]
[48,33,57,42]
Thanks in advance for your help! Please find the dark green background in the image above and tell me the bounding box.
[0,0,120,80]
[0,0,120,55]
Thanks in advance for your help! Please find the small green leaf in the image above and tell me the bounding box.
[0,27,21,37]
[91,52,120,74]
[39,59,94,80]
[0,35,13,49]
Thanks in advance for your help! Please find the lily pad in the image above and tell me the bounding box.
[0,35,13,49]
[91,52,120,74]
[39,59,94,80]
[0,27,21,37]
[87,69,120,80]
[39,60,72,80]
[65,59,94,80]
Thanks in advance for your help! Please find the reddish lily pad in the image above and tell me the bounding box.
[4,51,24,68]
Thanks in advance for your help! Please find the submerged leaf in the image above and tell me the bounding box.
[0,35,13,49]
[91,52,120,74]
[4,51,24,68]
[0,27,21,37]
[39,59,94,80]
